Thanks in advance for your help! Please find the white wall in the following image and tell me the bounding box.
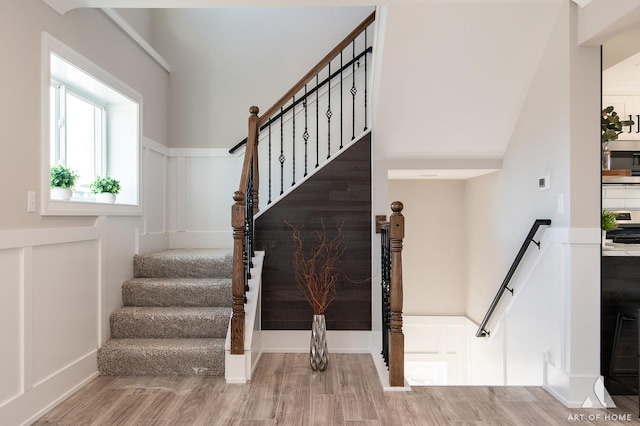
[150,7,374,149]
[463,2,602,406]
[0,2,169,424]
[388,179,467,316]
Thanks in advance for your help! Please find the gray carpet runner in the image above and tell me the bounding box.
[97,249,232,376]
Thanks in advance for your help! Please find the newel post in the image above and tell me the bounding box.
[248,106,260,215]
[389,201,405,387]
[231,191,246,355]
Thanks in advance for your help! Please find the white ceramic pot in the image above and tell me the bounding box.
[95,192,116,204]
[51,187,73,200]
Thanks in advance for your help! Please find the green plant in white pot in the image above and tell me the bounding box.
[50,164,78,200]
[90,174,120,203]
[602,210,618,247]
[602,106,634,169]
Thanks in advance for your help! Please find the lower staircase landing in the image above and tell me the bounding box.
[97,249,232,376]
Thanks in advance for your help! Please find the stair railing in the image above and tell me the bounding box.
[230,11,375,212]
[380,201,405,387]
[475,219,552,338]
[230,11,376,355]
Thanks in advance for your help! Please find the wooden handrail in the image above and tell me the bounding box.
[389,201,405,387]
[258,10,375,125]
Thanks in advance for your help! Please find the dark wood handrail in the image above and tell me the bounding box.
[258,10,375,125]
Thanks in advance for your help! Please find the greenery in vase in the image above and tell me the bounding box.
[89,175,121,194]
[602,106,634,148]
[602,210,618,232]
[50,164,78,188]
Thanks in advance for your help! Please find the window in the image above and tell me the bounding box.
[42,33,142,215]
[50,82,106,195]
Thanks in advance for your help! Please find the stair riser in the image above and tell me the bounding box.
[133,250,233,279]
[97,344,224,376]
[111,311,230,339]
[122,279,232,307]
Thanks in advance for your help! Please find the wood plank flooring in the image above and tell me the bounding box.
[34,353,640,425]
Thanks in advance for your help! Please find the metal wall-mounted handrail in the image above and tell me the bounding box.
[476,219,552,338]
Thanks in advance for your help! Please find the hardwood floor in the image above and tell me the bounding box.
[34,353,640,425]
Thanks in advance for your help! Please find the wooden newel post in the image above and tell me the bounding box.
[231,191,246,355]
[248,106,260,215]
[389,201,405,387]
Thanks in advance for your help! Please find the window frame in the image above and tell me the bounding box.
[41,32,142,216]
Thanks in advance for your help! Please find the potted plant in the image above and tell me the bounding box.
[50,164,78,200]
[90,174,121,203]
[602,210,618,246]
[602,106,634,169]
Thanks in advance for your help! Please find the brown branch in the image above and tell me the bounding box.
[290,220,347,315]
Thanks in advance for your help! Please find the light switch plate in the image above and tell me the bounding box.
[27,191,36,212]
[538,176,550,191]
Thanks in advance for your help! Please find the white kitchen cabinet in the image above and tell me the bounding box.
[603,95,640,140]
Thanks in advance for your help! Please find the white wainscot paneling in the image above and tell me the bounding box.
[0,249,23,406]
[31,241,99,386]
[185,156,241,232]
[403,316,470,385]
[144,147,167,235]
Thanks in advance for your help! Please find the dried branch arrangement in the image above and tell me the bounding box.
[291,221,346,315]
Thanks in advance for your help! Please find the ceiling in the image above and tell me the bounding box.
[40,0,585,181]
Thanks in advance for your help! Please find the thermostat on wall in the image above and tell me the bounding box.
[538,176,550,190]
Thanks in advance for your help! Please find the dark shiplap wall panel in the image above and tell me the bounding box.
[255,133,372,330]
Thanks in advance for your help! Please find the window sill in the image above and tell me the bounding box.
[42,197,142,216]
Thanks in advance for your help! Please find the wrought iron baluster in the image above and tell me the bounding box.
[340,51,344,150]
[364,27,368,132]
[351,39,357,141]
[279,107,285,195]
[292,96,296,187]
[381,224,391,366]
[315,74,319,168]
[268,120,272,204]
[303,85,309,177]
[326,62,332,159]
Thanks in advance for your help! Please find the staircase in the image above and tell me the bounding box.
[97,249,233,376]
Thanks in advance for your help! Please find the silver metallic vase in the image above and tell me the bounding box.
[310,314,328,371]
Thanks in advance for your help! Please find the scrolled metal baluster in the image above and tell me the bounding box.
[364,27,369,132]
[279,107,285,195]
[326,61,332,159]
[292,96,296,187]
[303,85,309,177]
[351,39,357,140]
[316,74,319,168]
[340,51,344,150]
[268,120,272,204]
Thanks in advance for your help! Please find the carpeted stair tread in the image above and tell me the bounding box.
[110,306,231,339]
[97,338,225,376]
[134,249,232,278]
[122,277,232,307]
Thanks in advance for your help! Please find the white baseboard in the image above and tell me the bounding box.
[543,361,614,409]
[0,351,98,426]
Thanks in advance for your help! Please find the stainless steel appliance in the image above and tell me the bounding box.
[605,141,640,184]
[608,210,640,243]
